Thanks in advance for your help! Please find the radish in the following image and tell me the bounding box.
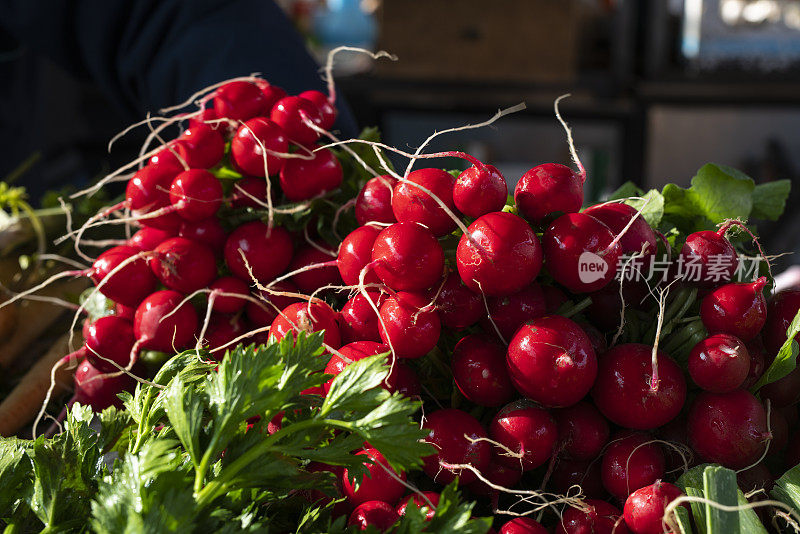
[213,80,268,121]
[396,492,439,520]
[688,334,750,393]
[279,147,342,201]
[586,280,649,332]
[348,500,398,531]
[554,401,610,461]
[453,164,507,219]
[743,337,767,389]
[623,481,685,534]
[550,458,604,498]
[391,168,458,237]
[323,341,391,394]
[760,366,800,408]
[578,320,608,355]
[737,463,775,494]
[421,408,491,485]
[601,431,665,500]
[299,90,337,130]
[371,223,444,292]
[148,146,184,171]
[342,448,406,507]
[378,291,440,359]
[489,399,558,471]
[480,284,546,341]
[466,458,523,496]
[245,281,301,327]
[149,237,217,294]
[128,227,174,251]
[506,315,597,408]
[339,291,387,343]
[678,230,738,286]
[499,517,548,534]
[555,499,628,534]
[456,212,542,296]
[385,362,422,398]
[208,276,250,314]
[203,314,248,353]
[125,164,183,230]
[591,343,686,430]
[178,217,228,256]
[230,118,288,177]
[429,272,483,330]
[72,359,135,411]
[542,285,569,314]
[700,277,767,342]
[254,80,287,110]
[355,176,398,226]
[687,389,770,469]
[187,106,220,130]
[763,288,800,354]
[542,213,621,293]
[224,221,293,283]
[269,301,341,349]
[451,334,514,407]
[84,316,136,372]
[229,177,269,209]
[115,303,135,321]
[270,96,324,145]
[514,163,583,225]
[583,202,658,257]
[287,245,341,294]
[133,289,199,352]
[338,225,381,286]
[174,123,225,169]
[90,245,157,307]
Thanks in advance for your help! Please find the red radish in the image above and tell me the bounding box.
[125,165,182,230]
[466,458,523,496]
[601,431,665,500]
[763,288,800,355]
[453,164,507,219]
[687,389,770,469]
[451,334,514,407]
[737,463,775,493]
[269,301,341,349]
[148,146,184,171]
[623,481,686,534]
[175,123,225,169]
[338,225,381,286]
[396,492,439,520]
[371,222,444,291]
[583,202,658,257]
[245,281,301,327]
[481,284,546,341]
[72,359,135,411]
[287,245,341,294]
[378,292,440,359]
[178,217,228,256]
[270,96,324,145]
[743,338,767,389]
[348,500,398,531]
[429,272,483,330]
[385,362,422,397]
[555,499,629,534]
[555,401,610,461]
[688,334,750,393]
[149,237,217,294]
[208,276,250,313]
[489,399,558,471]
[224,221,293,283]
[355,176,398,226]
[700,277,768,342]
[229,177,269,209]
[550,458,605,498]
[421,408,491,485]
[578,320,608,355]
[342,448,406,507]
[128,227,174,251]
[391,168,459,237]
[279,147,342,201]
[507,315,597,408]
[213,80,268,121]
[90,245,157,307]
[203,314,248,353]
[586,281,649,332]
[514,163,583,225]
[85,316,136,372]
[254,80,287,110]
[499,517,548,534]
[168,169,223,222]
[323,341,390,394]
[115,303,135,321]
[542,212,621,293]
[299,90,337,130]
[339,291,387,344]
[592,343,686,430]
[230,118,288,177]
[456,211,542,296]
[542,285,569,314]
[760,366,800,408]
[187,106,221,131]
[678,230,738,286]
[134,290,199,352]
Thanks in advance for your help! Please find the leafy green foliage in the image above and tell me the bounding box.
[752,308,800,391]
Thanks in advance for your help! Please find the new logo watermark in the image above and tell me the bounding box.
[578,251,609,284]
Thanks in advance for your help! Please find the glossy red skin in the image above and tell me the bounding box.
[371,222,444,291]
[230,177,269,209]
[279,147,342,201]
[224,222,293,283]
[583,202,658,257]
[451,334,514,407]
[542,212,621,293]
[386,362,421,397]
[396,492,439,520]
[213,80,268,121]
[761,366,800,408]
[592,343,686,430]
[430,272,483,330]
[339,291,387,343]
[466,458,523,496]
[555,499,629,534]
[299,90,337,130]
[342,448,406,507]
[254,80,287,110]
[421,408,491,485]
[481,284,546,341]
[149,237,217,294]
[391,168,459,237]
[73,359,135,411]
[230,118,288,177]
[456,212,542,296]
[244,281,300,327]
[323,341,389,394]
[134,290,199,352]
[115,303,135,321]
[764,288,800,355]
[550,458,605,499]
[270,96,323,145]
[499,517,548,534]
[678,230,738,286]
[126,165,182,230]
[269,301,341,349]
[355,176,398,226]
[601,432,665,500]
[453,164,507,218]
[148,146,185,171]
[542,285,569,313]
[187,106,220,130]
[688,334,750,393]
[623,481,685,534]
[555,401,610,461]
[175,123,225,169]
[742,337,767,389]
[287,245,341,294]
[688,389,769,469]
[338,226,381,286]
[203,314,248,353]
[128,227,175,251]
[90,246,157,307]
[168,169,223,221]
[348,500,398,531]
[378,292,441,359]
[178,217,228,256]
[514,163,583,224]
[507,315,597,408]
[209,276,250,313]
[578,321,608,355]
[85,316,136,372]
[490,400,558,471]
[700,278,767,342]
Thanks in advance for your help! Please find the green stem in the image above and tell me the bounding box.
[557,297,592,319]
[194,432,223,494]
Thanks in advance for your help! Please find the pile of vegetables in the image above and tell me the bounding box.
[2,58,800,533]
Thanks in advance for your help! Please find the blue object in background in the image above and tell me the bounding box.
[314,0,377,53]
